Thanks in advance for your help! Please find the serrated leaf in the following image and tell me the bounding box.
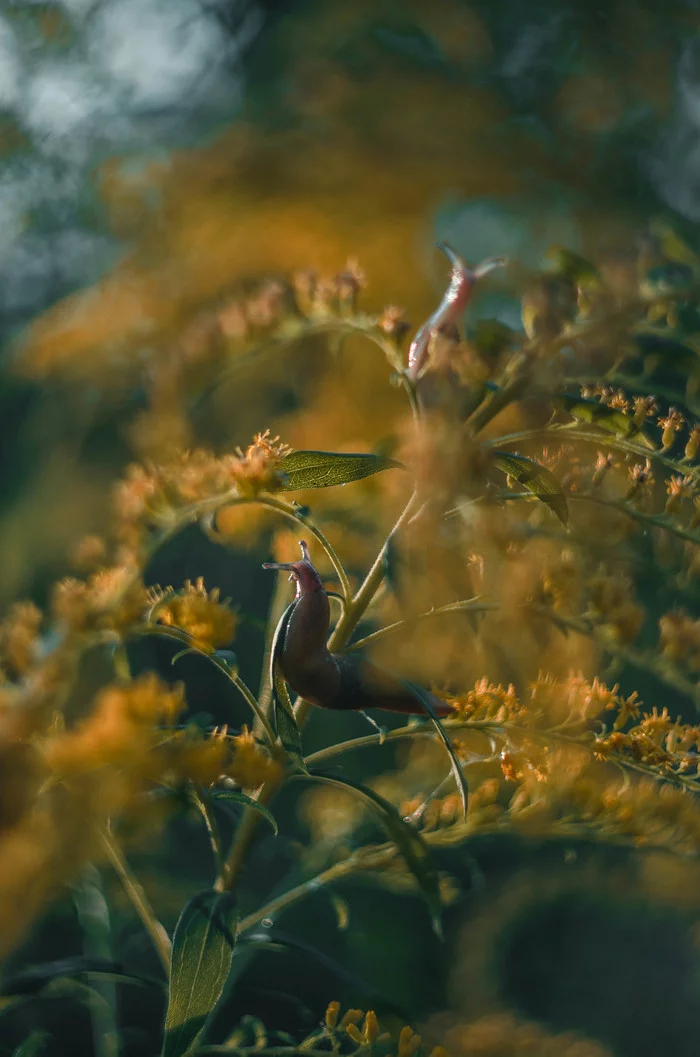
[269,604,306,772]
[302,771,442,936]
[163,890,238,1057]
[492,451,568,526]
[557,394,655,449]
[210,790,278,836]
[279,450,402,490]
[399,680,468,821]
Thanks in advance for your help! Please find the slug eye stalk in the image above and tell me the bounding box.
[262,540,323,596]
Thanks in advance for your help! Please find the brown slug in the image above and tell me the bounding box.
[263,541,452,717]
[407,243,506,381]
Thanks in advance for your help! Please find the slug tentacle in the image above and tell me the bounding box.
[407,243,506,380]
[263,540,452,717]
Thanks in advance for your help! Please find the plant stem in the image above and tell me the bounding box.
[99,827,171,975]
[236,846,396,936]
[190,789,228,884]
[295,490,421,728]
[229,670,277,744]
[214,778,283,894]
[347,599,498,651]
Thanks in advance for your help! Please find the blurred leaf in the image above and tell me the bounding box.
[556,394,655,449]
[163,890,238,1057]
[12,1033,49,1057]
[279,450,403,490]
[643,262,695,294]
[303,771,443,937]
[634,331,700,373]
[2,957,162,995]
[544,246,599,283]
[210,790,279,836]
[649,218,700,269]
[239,930,408,1014]
[269,603,306,772]
[492,451,568,525]
[399,679,468,821]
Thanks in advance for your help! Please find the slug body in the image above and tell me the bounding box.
[264,542,451,717]
[407,243,506,380]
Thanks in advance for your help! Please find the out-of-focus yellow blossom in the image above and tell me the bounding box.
[228,729,284,790]
[156,578,236,651]
[167,729,232,788]
[0,602,42,676]
[45,673,184,778]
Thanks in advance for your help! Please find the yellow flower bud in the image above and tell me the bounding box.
[325,1001,341,1031]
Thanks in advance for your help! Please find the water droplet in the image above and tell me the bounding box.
[261,917,273,928]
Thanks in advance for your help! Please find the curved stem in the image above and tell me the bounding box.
[214,777,284,894]
[229,670,277,744]
[347,599,498,652]
[210,494,351,604]
[491,425,698,482]
[294,490,422,729]
[189,788,227,884]
[99,827,171,975]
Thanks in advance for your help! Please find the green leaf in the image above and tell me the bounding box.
[210,790,279,836]
[279,450,402,490]
[302,771,443,937]
[269,603,307,772]
[556,394,655,449]
[12,1032,49,1057]
[2,957,161,995]
[239,931,408,1015]
[163,890,238,1057]
[492,451,569,526]
[399,680,468,822]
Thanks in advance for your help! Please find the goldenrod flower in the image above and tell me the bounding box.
[228,730,283,790]
[156,578,237,651]
[0,603,43,676]
[325,1000,341,1030]
[657,406,685,451]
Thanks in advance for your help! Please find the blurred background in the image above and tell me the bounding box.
[2,2,700,1055]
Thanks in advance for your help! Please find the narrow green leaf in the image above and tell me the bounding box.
[269,603,306,772]
[238,931,407,1014]
[12,1032,49,1057]
[556,394,655,449]
[399,679,468,822]
[279,450,402,490]
[492,451,569,526]
[210,790,279,836]
[2,957,161,995]
[163,890,238,1057]
[303,771,443,936]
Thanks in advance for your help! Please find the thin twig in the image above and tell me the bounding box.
[99,827,171,975]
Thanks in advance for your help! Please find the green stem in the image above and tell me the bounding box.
[99,828,171,975]
[347,599,498,652]
[229,670,277,744]
[190,788,228,884]
[491,425,699,482]
[294,490,421,728]
[214,778,284,894]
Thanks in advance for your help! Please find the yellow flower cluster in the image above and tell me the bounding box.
[112,431,292,552]
[51,565,148,634]
[45,673,184,780]
[0,602,42,677]
[155,578,237,651]
[427,1011,612,1057]
[659,610,700,670]
[228,730,284,790]
[323,1003,447,1057]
